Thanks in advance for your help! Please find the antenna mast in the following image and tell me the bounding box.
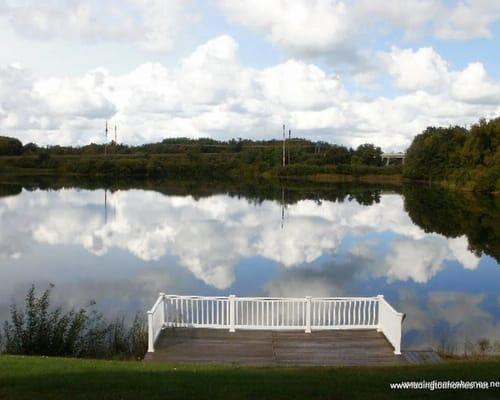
[114,123,117,144]
[288,129,291,165]
[282,124,286,167]
[105,120,108,155]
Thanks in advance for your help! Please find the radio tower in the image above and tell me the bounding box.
[288,129,291,165]
[114,123,117,144]
[282,124,286,167]
[105,120,108,155]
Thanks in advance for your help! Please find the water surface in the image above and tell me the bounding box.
[0,179,498,352]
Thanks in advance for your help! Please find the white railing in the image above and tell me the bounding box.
[147,294,404,354]
[377,295,404,355]
[147,292,165,353]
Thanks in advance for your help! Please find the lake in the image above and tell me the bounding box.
[0,178,498,353]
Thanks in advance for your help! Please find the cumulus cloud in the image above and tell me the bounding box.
[218,0,500,58]
[0,0,195,52]
[0,64,116,144]
[0,2,499,150]
[33,74,116,118]
[218,0,354,57]
[451,63,500,104]
[384,47,500,106]
[435,0,500,40]
[385,47,451,92]
[1,34,499,150]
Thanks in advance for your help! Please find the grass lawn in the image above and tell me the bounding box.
[0,355,499,399]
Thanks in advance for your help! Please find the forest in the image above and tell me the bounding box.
[0,135,395,180]
[403,117,499,192]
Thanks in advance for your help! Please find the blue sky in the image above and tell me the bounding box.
[0,0,499,150]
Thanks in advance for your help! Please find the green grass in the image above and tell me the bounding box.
[0,356,499,399]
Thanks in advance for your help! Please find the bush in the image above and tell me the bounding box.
[0,285,147,360]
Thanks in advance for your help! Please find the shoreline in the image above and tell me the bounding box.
[1,169,498,194]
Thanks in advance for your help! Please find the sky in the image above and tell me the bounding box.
[0,0,499,151]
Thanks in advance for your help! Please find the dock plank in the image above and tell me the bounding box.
[146,328,411,366]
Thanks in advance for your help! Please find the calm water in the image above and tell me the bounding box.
[0,179,498,352]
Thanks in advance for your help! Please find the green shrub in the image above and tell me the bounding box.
[0,285,147,360]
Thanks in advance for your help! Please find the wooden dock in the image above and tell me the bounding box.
[145,328,406,366]
[144,294,441,366]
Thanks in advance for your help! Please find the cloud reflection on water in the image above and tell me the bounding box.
[0,188,480,289]
[0,186,497,350]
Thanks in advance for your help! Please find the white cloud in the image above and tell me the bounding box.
[257,60,345,111]
[451,62,500,104]
[435,0,500,40]
[218,0,500,59]
[1,35,499,150]
[33,74,116,118]
[218,0,354,56]
[0,0,194,52]
[385,47,450,91]
[385,47,500,106]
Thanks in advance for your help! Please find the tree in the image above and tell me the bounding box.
[403,126,467,180]
[324,144,351,164]
[352,144,382,166]
[0,136,23,155]
[22,142,39,154]
[462,118,499,167]
[403,118,499,191]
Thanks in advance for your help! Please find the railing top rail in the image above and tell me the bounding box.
[234,297,308,301]
[163,295,230,300]
[378,296,403,316]
[311,297,379,301]
[147,294,164,314]
[162,294,379,301]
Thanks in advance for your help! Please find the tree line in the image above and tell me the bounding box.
[403,117,499,192]
[0,135,384,165]
[1,115,498,191]
[0,135,391,179]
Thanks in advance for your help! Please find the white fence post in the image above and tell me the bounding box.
[147,311,154,352]
[159,292,166,326]
[393,322,402,355]
[376,294,383,332]
[377,294,403,355]
[305,296,311,333]
[229,295,236,332]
